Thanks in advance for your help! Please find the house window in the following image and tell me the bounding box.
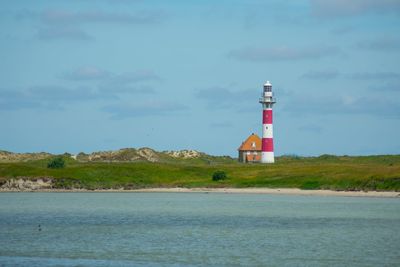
[251,142,256,148]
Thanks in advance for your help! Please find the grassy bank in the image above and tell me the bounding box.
[0,155,400,191]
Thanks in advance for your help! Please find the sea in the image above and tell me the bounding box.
[0,192,399,266]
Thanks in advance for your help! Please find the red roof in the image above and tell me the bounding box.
[238,133,262,151]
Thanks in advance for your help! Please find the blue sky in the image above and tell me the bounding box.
[0,0,399,156]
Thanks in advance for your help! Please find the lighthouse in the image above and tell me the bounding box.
[259,81,276,163]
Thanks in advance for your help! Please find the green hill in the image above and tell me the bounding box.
[0,149,399,191]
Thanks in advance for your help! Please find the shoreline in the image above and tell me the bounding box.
[1,187,399,197]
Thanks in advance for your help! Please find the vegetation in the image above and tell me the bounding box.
[0,154,399,191]
[47,157,65,169]
[212,170,227,181]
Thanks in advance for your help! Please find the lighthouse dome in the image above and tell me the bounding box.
[264,81,271,86]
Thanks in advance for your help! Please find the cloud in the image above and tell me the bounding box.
[298,124,323,134]
[356,36,400,51]
[330,26,354,35]
[111,70,162,84]
[284,93,400,118]
[97,84,156,95]
[0,90,41,110]
[210,122,233,128]
[301,70,339,80]
[347,72,400,80]
[39,9,165,25]
[310,0,400,18]
[64,67,111,80]
[368,82,400,92]
[300,71,400,81]
[63,67,160,95]
[102,101,188,118]
[36,26,93,41]
[0,85,104,110]
[29,85,103,102]
[64,67,161,83]
[228,45,341,62]
[196,87,258,111]
[17,9,165,25]
[0,68,161,111]
[17,8,166,41]
[106,0,144,5]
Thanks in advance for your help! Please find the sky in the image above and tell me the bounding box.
[0,0,399,157]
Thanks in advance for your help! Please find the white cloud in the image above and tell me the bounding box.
[36,26,93,41]
[0,66,161,111]
[41,9,166,25]
[196,87,257,111]
[18,8,166,25]
[301,70,340,80]
[356,36,400,52]
[102,101,187,118]
[64,67,111,80]
[283,93,400,118]
[229,45,341,62]
[310,0,400,18]
[347,72,400,80]
[64,67,161,83]
[0,85,104,110]
[300,71,400,81]
[17,8,166,41]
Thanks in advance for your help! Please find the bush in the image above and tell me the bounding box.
[212,170,227,181]
[53,178,81,189]
[300,181,320,190]
[318,154,337,160]
[47,157,65,169]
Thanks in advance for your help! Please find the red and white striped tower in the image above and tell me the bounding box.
[259,81,276,163]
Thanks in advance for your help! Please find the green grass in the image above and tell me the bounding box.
[0,155,399,191]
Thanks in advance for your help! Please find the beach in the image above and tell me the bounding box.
[130,187,400,197]
[1,187,398,197]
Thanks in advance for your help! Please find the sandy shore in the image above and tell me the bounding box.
[128,188,400,197]
[1,187,399,197]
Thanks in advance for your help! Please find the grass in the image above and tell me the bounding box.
[0,155,399,191]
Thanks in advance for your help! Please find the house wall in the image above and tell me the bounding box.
[238,151,244,162]
[238,150,261,163]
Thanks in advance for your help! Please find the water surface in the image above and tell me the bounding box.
[0,192,399,266]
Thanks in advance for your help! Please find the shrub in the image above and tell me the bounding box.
[212,170,227,181]
[53,178,81,189]
[47,157,65,169]
[300,181,320,190]
[318,154,337,160]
